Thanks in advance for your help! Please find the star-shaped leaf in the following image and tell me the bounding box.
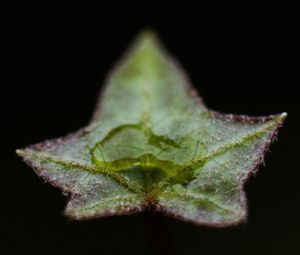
[17,31,286,226]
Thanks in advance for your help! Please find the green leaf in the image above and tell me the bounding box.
[17,31,286,226]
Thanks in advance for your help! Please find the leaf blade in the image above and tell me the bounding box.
[17,31,286,225]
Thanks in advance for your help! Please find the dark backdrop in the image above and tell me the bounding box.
[2,5,299,255]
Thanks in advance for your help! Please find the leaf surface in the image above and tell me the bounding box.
[17,31,286,226]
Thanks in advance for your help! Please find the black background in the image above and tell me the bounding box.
[2,5,299,255]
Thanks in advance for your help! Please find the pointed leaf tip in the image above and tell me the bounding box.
[16,149,24,157]
[133,30,162,51]
[272,112,287,125]
[136,29,159,42]
[280,112,288,120]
